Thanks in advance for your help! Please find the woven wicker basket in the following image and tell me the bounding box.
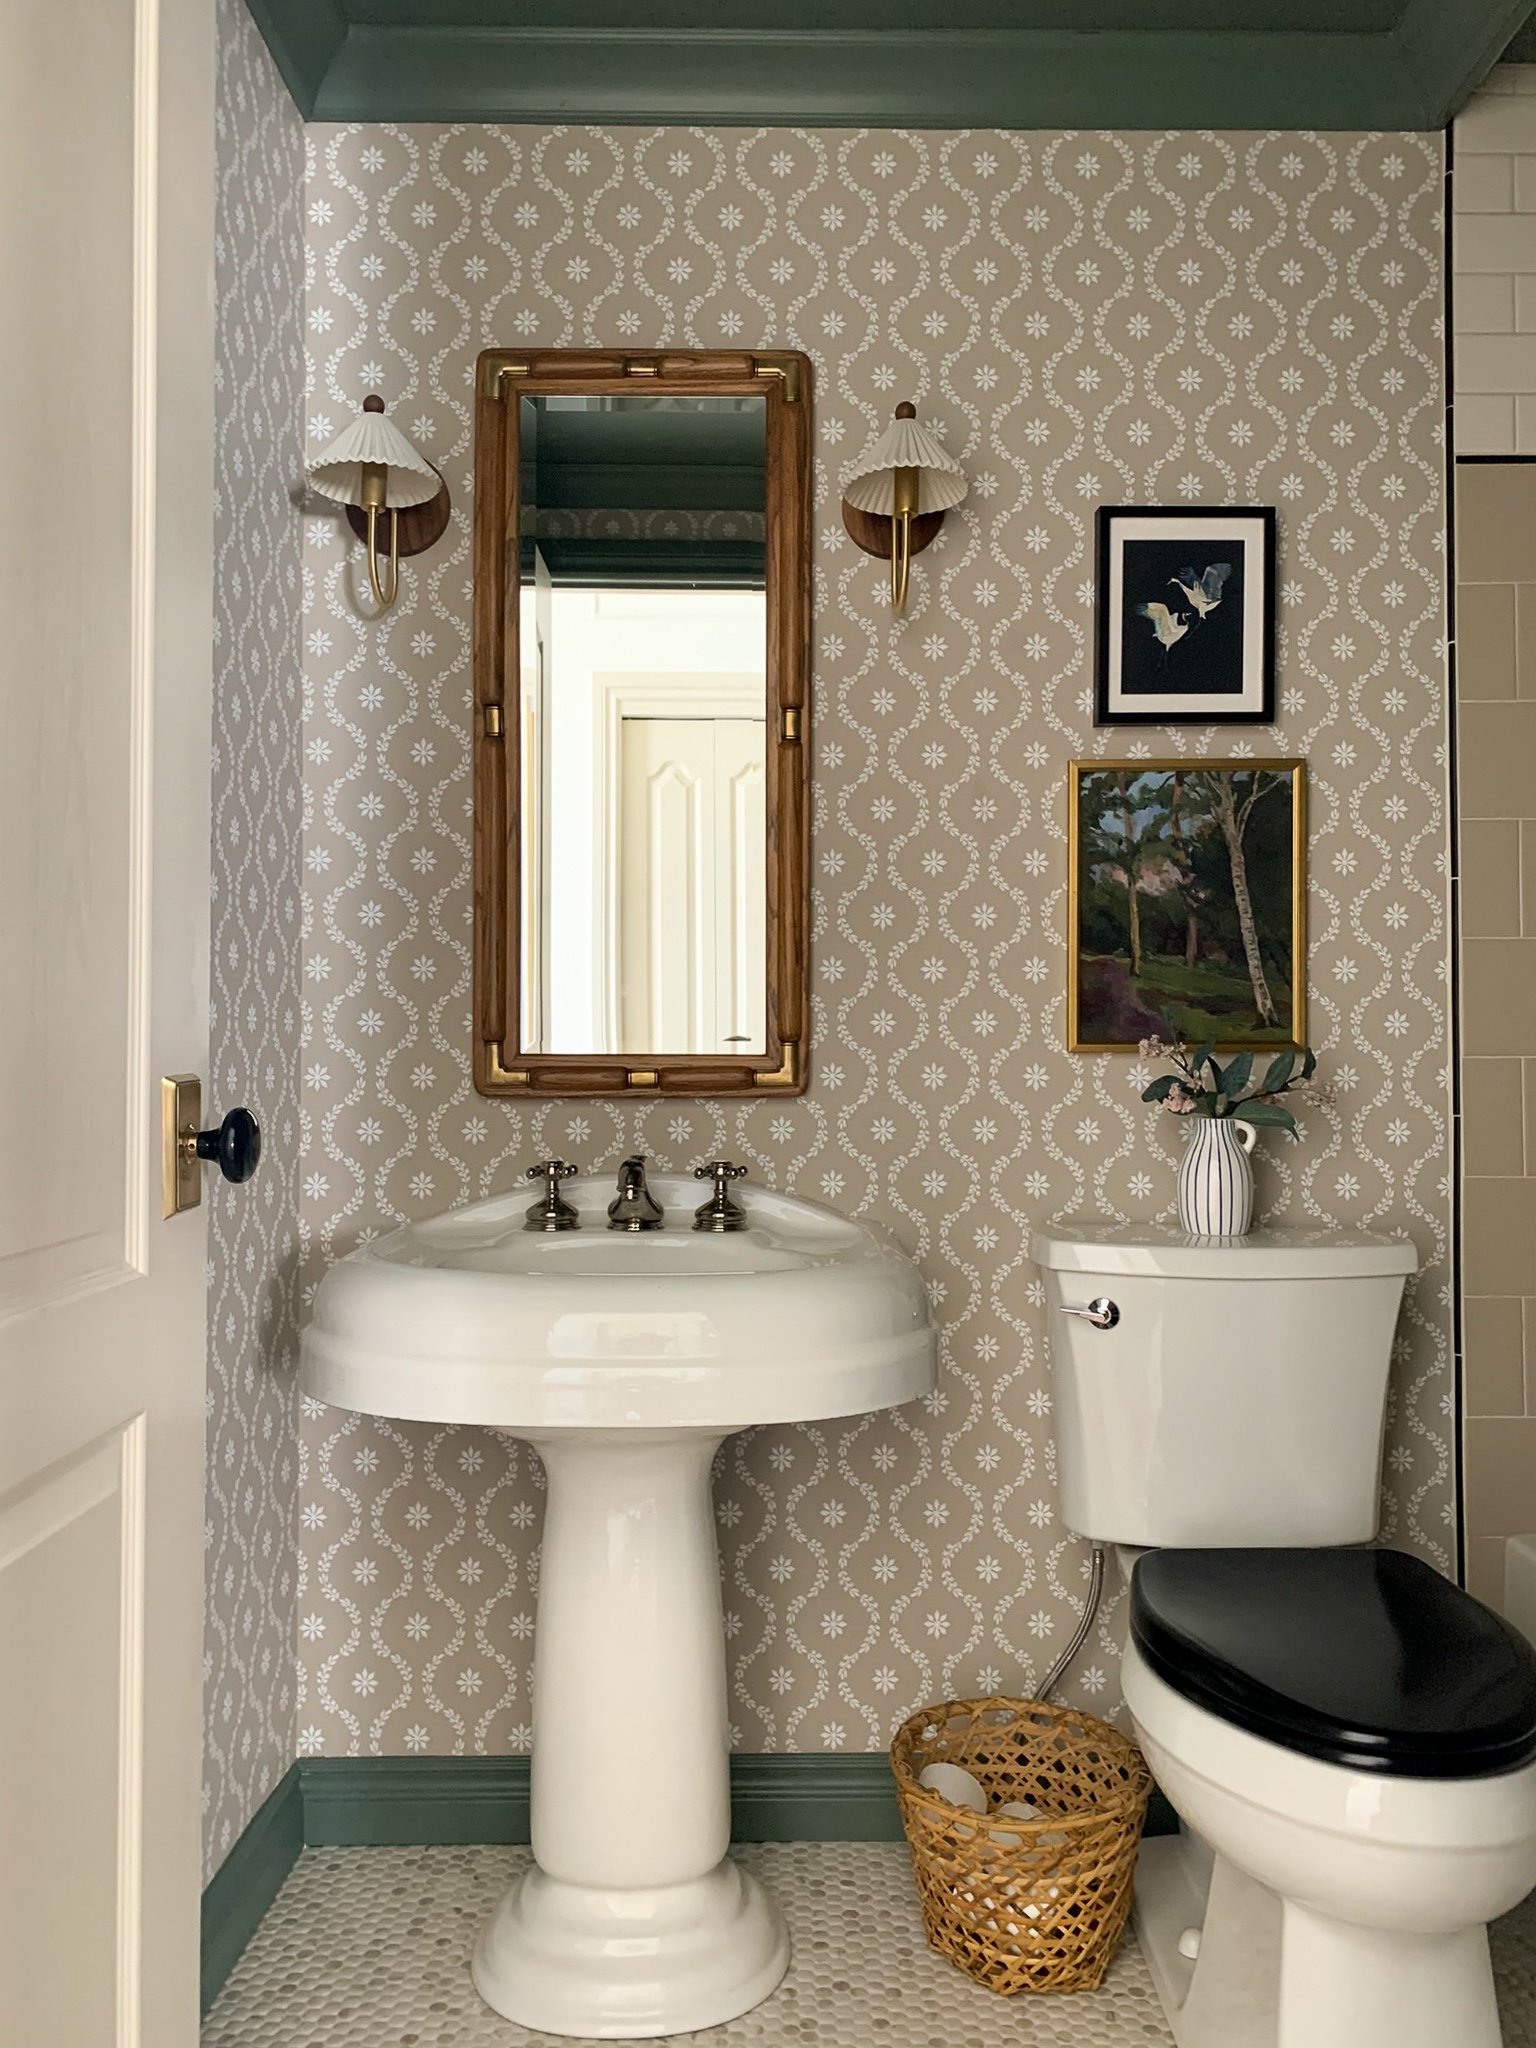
[890,1695,1152,1996]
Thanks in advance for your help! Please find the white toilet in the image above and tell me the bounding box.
[1030,1222,1536,2048]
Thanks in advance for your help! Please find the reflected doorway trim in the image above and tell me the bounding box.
[472,348,812,1099]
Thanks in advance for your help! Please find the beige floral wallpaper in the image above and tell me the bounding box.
[206,0,306,1874]
[291,122,1451,1760]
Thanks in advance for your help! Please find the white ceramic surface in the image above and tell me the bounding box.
[1175,1117,1257,1237]
[301,1177,936,2038]
[1029,1224,1416,1547]
[1125,1643,1536,2048]
[917,1763,988,1813]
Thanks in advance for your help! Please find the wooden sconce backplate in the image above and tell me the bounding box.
[840,501,945,560]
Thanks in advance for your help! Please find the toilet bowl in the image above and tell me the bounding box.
[1122,1549,1536,2048]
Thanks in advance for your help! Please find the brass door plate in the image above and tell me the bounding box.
[162,1074,202,1218]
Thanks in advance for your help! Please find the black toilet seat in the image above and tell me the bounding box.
[1131,1548,1536,1779]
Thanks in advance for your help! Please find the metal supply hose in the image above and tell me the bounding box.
[1033,1545,1106,1702]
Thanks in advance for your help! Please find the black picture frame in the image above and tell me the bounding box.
[1094,506,1277,727]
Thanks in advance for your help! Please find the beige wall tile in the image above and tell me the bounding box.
[1466,1535,1508,1608]
[1458,463,1536,582]
[1458,395,1517,453]
[1522,824,1536,932]
[1463,1056,1526,1173]
[1524,1068,1536,1183]
[1459,702,1536,816]
[1464,941,1536,1054]
[1460,154,1516,212]
[1457,212,1536,274]
[1464,1416,1536,1536]
[1517,157,1536,213]
[1517,585,1536,697]
[1458,580,1517,700]
[1465,1294,1527,1413]
[1459,334,1536,393]
[1464,1177,1536,1293]
[1458,94,1536,155]
[1461,819,1523,937]
[1518,277,1536,333]
[1460,275,1517,333]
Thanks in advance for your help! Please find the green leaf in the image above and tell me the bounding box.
[1260,1050,1296,1095]
[1301,1046,1317,1080]
[1233,1100,1299,1136]
[1141,1075,1178,1103]
[1221,1050,1253,1097]
[1191,1040,1216,1079]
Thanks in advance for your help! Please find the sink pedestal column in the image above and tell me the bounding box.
[471,1429,789,2038]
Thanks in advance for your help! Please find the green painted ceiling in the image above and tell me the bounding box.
[245,0,1536,128]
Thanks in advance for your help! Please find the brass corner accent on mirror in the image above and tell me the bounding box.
[754,1042,802,1091]
[472,346,812,1100]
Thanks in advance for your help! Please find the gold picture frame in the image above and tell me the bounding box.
[1067,758,1306,1054]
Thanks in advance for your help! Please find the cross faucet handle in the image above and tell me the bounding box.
[693,1161,749,1233]
[525,1159,580,1233]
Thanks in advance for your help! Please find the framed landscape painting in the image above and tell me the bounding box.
[1094,506,1276,725]
[1068,760,1305,1053]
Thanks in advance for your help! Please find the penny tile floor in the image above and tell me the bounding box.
[202,1841,1536,2046]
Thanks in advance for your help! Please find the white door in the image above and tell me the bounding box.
[0,0,214,2043]
[617,719,765,1053]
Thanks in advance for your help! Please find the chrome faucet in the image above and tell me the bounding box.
[524,1159,580,1233]
[693,1160,748,1233]
[607,1154,664,1232]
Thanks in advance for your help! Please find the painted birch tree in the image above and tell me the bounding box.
[1188,768,1285,1028]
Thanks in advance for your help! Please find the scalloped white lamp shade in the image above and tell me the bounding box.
[308,408,440,510]
[842,414,968,517]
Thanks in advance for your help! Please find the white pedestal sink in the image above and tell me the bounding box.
[300,1173,936,2039]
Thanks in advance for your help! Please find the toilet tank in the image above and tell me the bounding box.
[1029,1224,1417,1548]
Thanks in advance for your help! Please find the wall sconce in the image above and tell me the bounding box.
[308,394,451,613]
[841,402,968,616]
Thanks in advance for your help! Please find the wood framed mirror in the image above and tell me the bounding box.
[473,349,811,1098]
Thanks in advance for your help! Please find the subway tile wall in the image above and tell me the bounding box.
[1455,65,1536,454]
[1457,460,1536,1604]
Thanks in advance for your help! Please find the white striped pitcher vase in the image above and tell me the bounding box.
[1176,1116,1258,1238]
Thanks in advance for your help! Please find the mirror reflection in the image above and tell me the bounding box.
[516,393,767,1057]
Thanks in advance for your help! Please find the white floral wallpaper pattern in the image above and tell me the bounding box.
[286,121,1453,1762]
[205,0,306,1877]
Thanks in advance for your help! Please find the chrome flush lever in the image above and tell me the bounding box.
[1058,1297,1119,1330]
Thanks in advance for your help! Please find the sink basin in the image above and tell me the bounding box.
[303,1174,932,1433]
[299,1174,936,2039]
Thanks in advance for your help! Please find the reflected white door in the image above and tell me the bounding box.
[618,720,765,1054]
[0,0,213,2042]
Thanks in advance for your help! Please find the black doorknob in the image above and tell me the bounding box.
[194,1107,261,1184]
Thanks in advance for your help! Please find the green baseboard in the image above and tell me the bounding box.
[299,1750,914,1847]
[204,1752,1177,2010]
[200,1763,303,2012]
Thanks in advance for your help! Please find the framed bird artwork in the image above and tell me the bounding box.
[1093,506,1277,726]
